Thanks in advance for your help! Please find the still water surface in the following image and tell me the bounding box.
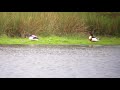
[0,45,120,78]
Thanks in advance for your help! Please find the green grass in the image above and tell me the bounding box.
[0,36,120,45]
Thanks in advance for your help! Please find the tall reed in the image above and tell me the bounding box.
[0,12,120,37]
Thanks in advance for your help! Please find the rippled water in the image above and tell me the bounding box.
[0,45,120,78]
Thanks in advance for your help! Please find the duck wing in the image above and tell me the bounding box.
[33,37,38,39]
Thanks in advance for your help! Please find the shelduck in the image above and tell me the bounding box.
[29,34,39,41]
[89,33,99,42]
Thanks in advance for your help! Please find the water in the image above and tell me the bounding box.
[0,45,120,78]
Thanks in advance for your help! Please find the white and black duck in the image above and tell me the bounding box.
[89,33,99,42]
[29,34,39,41]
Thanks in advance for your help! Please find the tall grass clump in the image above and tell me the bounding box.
[85,12,120,36]
[0,12,120,37]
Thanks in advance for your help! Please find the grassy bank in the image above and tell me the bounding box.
[0,12,120,45]
[0,36,120,45]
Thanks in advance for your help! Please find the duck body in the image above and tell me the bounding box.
[29,35,39,41]
[89,36,99,42]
